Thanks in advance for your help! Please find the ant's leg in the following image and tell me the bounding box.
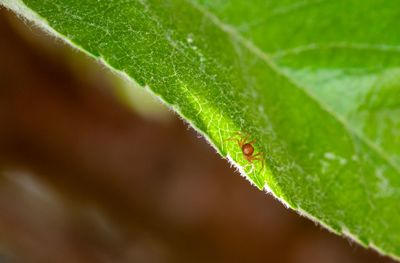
[250,156,264,163]
[226,136,237,142]
[226,136,242,148]
[248,155,265,172]
[226,137,246,159]
[246,138,256,145]
[234,131,244,137]
[235,131,251,144]
[226,133,246,145]
[253,157,265,172]
[258,161,264,173]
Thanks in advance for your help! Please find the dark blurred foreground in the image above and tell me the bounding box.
[0,9,396,263]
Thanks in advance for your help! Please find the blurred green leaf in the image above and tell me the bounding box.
[3,0,400,259]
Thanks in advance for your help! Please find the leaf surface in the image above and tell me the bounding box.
[3,0,400,258]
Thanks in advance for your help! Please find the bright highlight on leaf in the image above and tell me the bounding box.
[2,0,400,260]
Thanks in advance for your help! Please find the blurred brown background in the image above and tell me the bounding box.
[0,8,397,263]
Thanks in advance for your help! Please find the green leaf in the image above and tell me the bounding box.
[3,0,400,259]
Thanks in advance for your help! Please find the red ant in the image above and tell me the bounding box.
[228,132,264,172]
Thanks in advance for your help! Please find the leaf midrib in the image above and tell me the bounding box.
[188,0,400,175]
[271,42,400,59]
